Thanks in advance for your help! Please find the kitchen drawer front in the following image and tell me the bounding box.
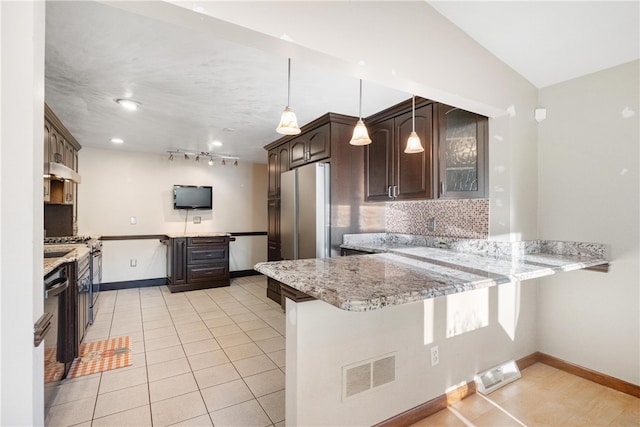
[187,263,228,283]
[188,236,227,246]
[187,246,228,264]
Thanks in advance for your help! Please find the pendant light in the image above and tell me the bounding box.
[404,95,424,153]
[276,58,301,135]
[349,79,372,146]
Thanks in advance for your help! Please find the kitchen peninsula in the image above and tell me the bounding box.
[254,233,609,426]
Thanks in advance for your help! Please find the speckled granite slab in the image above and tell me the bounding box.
[255,234,608,312]
[44,244,91,276]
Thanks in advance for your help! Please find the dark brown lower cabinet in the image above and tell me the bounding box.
[166,236,230,292]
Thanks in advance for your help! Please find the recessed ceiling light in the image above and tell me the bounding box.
[110,137,124,144]
[280,34,294,42]
[211,141,223,147]
[115,98,142,111]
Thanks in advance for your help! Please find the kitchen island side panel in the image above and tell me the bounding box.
[286,281,537,426]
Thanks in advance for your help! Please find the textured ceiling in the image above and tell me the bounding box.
[45,1,639,165]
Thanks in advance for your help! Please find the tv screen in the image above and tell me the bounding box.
[173,185,212,210]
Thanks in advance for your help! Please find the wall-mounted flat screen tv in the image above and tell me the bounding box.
[173,185,212,210]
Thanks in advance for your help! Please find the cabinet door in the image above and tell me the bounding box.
[50,128,64,163]
[289,137,308,168]
[171,238,187,285]
[267,150,279,198]
[395,104,432,200]
[306,123,330,163]
[364,118,395,201]
[437,104,487,198]
[267,198,281,261]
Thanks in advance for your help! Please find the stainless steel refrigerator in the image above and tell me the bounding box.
[280,162,330,260]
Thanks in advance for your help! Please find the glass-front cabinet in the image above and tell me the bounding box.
[436,104,488,199]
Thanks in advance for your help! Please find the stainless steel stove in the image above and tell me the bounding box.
[44,235,102,324]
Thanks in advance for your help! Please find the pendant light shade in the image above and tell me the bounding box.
[349,79,371,146]
[404,95,424,153]
[276,58,301,135]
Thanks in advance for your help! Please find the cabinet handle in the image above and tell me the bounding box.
[304,150,310,161]
[441,182,445,196]
[393,186,398,198]
[388,186,393,199]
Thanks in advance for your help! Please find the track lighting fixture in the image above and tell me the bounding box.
[166,150,239,167]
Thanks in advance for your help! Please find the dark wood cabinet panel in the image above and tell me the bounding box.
[436,104,488,199]
[365,119,394,201]
[167,236,230,292]
[365,100,433,201]
[289,123,330,168]
[267,198,281,261]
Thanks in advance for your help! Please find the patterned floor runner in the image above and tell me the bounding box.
[67,336,132,379]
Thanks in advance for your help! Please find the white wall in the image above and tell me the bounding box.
[288,281,537,425]
[537,61,639,384]
[77,147,267,281]
[0,1,46,425]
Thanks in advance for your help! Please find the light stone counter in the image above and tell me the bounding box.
[254,233,609,312]
[44,244,91,276]
[164,232,230,238]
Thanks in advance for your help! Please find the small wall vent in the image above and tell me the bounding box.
[343,352,397,400]
[474,359,521,394]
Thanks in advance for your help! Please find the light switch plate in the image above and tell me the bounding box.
[130,216,137,225]
[193,216,201,224]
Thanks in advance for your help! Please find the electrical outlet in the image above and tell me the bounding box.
[430,346,439,367]
[427,217,436,232]
[193,216,201,224]
[130,258,137,267]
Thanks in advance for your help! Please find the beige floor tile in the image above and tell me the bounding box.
[99,365,148,394]
[182,338,221,356]
[229,312,259,323]
[266,350,286,368]
[193,363,241,389]
[232,354,278,377]
[410,408,468,426]
[215,331,253,348]
[151,391,208,427]
[174,320,207,334]
[94,383,149,419]
[146,344,186,366]
[187,349,230,371]
[144,325,177,341]
[258,390,285,424]
[203,316,234,328]
[141,311,171,322]
[179,328,214,344]
[209,323,243,337]
[224,342,264,362]
[248,303,273,313]
[198,310,228,320]
[143,318,174,331]
[149,372,199,403]
[91,404,152,427]
[243,368,285,397]
[147,357,191,382]
[200,379,254,412]
[144,334,182,351]
[168,414,213,426]
[45,396,96,426]
[467,405,525,427]
[171,313,202,325]
[209,398,272,427]
[237,319,269,332]
[245,327,280,342]
[254,336,285,353]
[222,305,251,316]
[51,376,100,405]
[274,421,286,427]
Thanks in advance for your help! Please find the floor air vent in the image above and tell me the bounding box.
[474,359,521,394]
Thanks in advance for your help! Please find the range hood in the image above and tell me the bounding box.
[47,162,81,184]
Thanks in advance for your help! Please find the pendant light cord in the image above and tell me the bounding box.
[287,58,291,108]
[412,95,416,132]
[359,79,363,118]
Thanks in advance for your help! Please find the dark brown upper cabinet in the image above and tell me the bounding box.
[364,99,433,201]
[435,103,488,199]
[289,123,331,168]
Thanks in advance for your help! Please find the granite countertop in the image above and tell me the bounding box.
[44,244,91,276]
[254,233,609,312]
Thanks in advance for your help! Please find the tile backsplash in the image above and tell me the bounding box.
[385,199,489,239]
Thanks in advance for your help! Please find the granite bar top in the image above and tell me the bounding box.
[254,233,609,312]
[44,244,91,276]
